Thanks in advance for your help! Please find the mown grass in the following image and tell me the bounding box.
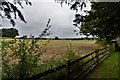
[0,52,1,79]
[87,52,120,79]
[0,68,1,80]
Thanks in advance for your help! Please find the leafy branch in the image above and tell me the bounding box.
[39,19,52,38]
[0,0,32,27]
[55,0,88,36]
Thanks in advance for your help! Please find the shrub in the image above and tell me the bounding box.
[62,43,80,61]
[2,39,45,79]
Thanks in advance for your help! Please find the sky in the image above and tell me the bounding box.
[1,0,91,38]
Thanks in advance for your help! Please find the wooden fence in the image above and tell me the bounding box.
[25,47,111,80]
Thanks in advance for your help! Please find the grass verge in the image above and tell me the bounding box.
[87,52,120,79]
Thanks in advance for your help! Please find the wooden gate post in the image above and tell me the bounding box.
[65,59,70,80]
[95,49,99,66]
[107,45,111,56]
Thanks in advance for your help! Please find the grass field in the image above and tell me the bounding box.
[0,38,2,79]
[1,39,97,61]
[36,40,97,61]
[87,52,120,79]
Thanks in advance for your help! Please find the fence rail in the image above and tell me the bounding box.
[25,47,111,80]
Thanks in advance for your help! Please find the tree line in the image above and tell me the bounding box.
[1,0,120,45]
[0,28,19,38]
[31,37,96,40]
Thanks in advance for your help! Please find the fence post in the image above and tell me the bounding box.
[65,59,70,80]
[107,45,111,55]
[95,49,99,66]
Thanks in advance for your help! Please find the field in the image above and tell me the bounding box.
[87,52,120,79]
[38,40,97,61]
[1,39,98,78]
[2,39,97,61]
[2,38,118,79]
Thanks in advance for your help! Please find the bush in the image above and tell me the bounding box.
[62,43,79,61]
[2,39,45,79]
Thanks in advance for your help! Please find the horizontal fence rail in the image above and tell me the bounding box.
[24,47,111,80]
[25,64,66,80]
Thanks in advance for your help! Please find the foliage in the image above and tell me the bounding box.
[63,43,79,61]
[0,0,32,26]
[0,28,19,38]
[2,39,46,79]
[81,2,120,44]
[55,36,59,40]
[39,19,52,38]
[55,0,88,36]
[56,0,120,45]
[20,35,27,39]
[36,43,81,79]
[2,39,81,79]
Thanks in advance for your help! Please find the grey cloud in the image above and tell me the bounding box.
[2,1,89,38]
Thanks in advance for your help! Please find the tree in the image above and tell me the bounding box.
[80,2,120,44]
[55,0,89,36]
[0,0,32,27]
[55,36,59,40]
[56,0,120,44]
[1,28,19,38]
[20,35,27,39]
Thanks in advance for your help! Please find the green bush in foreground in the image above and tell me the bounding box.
[2,39,44,79]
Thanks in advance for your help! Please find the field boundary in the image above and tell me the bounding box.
[24,47,112,80]
[86,52,119,79]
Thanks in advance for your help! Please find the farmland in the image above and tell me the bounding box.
[2,39,97,61]
[2,39,97,79]
[38,40,97,61]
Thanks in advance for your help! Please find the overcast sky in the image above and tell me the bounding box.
[1,0,91,38]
